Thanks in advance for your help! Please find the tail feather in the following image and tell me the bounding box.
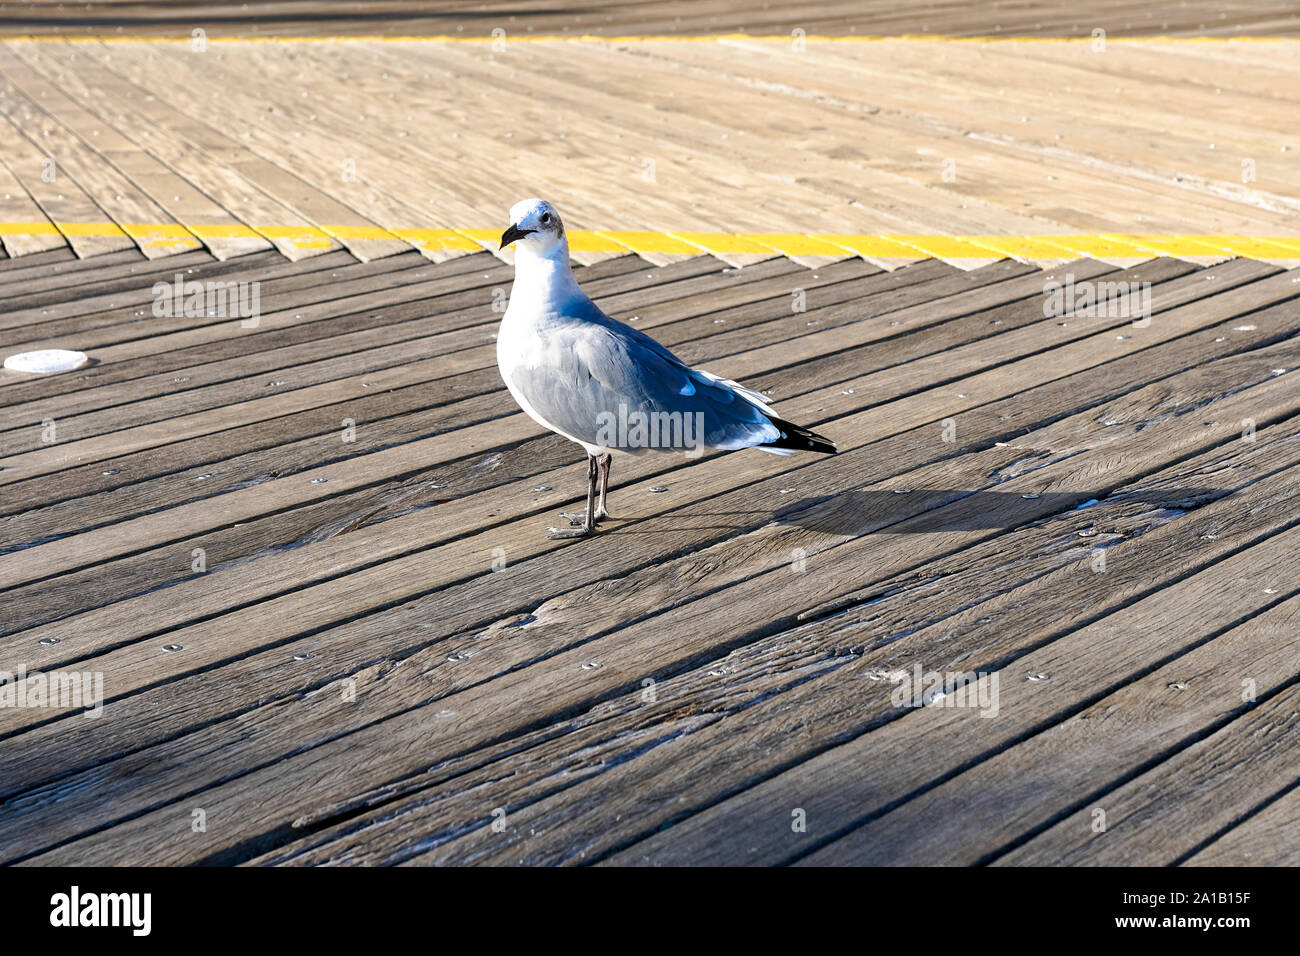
[759,414,837,454]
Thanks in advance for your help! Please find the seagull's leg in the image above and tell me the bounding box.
[550,455,598,538]
[561,453,614,524]
[595,453,614,520]
[557,453,598,526]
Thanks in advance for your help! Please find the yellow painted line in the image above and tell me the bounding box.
[121,222,202,249]
[319,224,403,242]
[2,34,1295,44]
[187,223,263,240]
[6,223,1300,261]
[1046,235,1163,259]
[592,230,701,255]
[454,227,502,249]
[668,232,782,256]
[55,221,127,238]
[0,221,64,236]
[1103,233,1239,258]
[254,224,335,249]
[886,235,1004,259]
[811,234,925,259]
[1187,236,1300,259]
[963,235,1089,260]
[567,230,633,254]
[255,225,331,239]
[389,228,481,252]
[738,233,857,257]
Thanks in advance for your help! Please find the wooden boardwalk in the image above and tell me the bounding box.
[5,1,1300,38]
[2,34,1300,267]
[1,242,1298,866]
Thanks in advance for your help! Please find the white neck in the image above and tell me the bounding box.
[511,236,582,305]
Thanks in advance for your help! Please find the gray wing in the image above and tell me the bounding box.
[510,297,781,453]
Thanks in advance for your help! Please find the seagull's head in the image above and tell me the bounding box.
[500,198,566,257]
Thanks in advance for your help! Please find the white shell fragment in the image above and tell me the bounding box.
[3,349,88,374]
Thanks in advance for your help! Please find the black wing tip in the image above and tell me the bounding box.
[764,415,837,454]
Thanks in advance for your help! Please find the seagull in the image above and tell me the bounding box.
[496,198,836,539]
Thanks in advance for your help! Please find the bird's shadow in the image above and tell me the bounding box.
[767,487,1221,535]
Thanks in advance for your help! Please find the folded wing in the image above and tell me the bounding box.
[509,298,786,453]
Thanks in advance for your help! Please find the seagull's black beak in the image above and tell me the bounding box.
[499,224,534,249]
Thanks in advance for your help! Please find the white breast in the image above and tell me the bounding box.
[497,313,610,456]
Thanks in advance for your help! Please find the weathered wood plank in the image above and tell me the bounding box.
[0,250,459,395]
[12,40,346,261]
[0,256,788,483]
[0,249,237,314]
[994,679,1300,866]
[0,259,1270,633]
[0,260,1066,702]
[352,491,1300,867]
[0,248,143,294]
[0,260,852,529]
[1182,783,1300,867]
[0,246,473,342]
[0,265,1015,654]
[0,45,208,258]
[92,41,422,262]
[6,308,1298,864]
[0,70,128,259]
[4,2,1298,38]
[0,262,892,457]
[0,255,772,424]
[268,371,1300,865]
[0,257,1097,595]
[0,256,970,478]
[14,363,1298,864]
[0,262,503,432]
[0,246,74,273]
[783,543,1300,866]
[6,32,1299,268]
[0,247,646,369]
